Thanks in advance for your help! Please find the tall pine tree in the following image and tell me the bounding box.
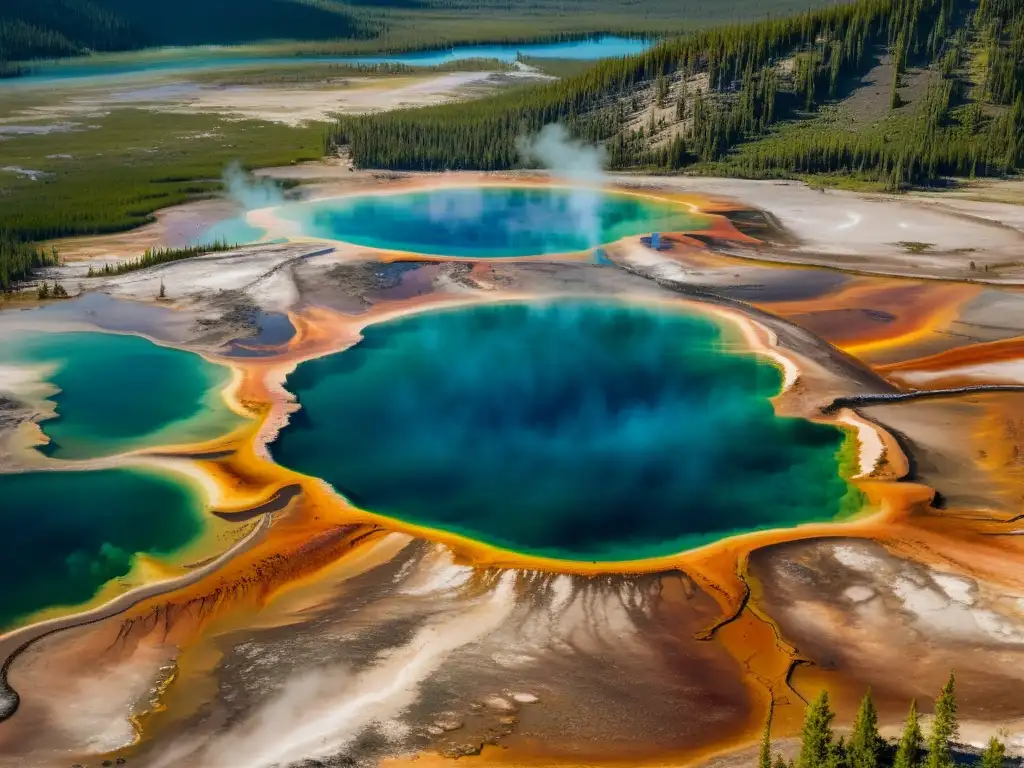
[926,672,958,768]
[979,735,1006,768]
[797,690,836,768]
[848,691,881,768]
[893,700,923,768]
[759,716,773,768]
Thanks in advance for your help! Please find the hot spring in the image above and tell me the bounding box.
[0,467,205,629]
[0,331,242,459]
[273,186,709,257]
[271,300,861,561]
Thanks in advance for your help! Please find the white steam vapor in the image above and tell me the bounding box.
[222,161,284,209]
[516,123,607,185]
[516,124,608,248]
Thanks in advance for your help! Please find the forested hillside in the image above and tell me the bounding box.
[326,0,1024,189]
[0,0,366,64]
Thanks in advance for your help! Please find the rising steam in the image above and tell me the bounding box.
[516,123,607,185]
[222,161,284,209]
[516,124,608,248]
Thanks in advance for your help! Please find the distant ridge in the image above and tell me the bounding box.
[0,0,365,63]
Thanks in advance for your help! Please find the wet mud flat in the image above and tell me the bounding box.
[120,540,750,766]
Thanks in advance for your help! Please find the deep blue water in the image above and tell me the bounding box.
[224,311,296,357]
[271,301,860,560]
[0,467,204,629]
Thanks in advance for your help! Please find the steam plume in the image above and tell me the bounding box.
[222,161,284,209]
[516,123,607,185]
[516,124,608,248]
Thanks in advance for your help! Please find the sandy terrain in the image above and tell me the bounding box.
[4,70,544,127]
[179,71,535,124]
[751,538,1024,736]
[617,175,1024,280]
[915,178,1024,207]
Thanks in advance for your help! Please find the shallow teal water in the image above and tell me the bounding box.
[0,467,204,630]
[191,216,267,247]
[271,301,857,561]
[7,36,651,85]
[0,332,242,459]
[279,187,706,257]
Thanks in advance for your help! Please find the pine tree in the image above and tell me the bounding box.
[655,73,669,106]
[759,717,773,768]
[798,691,836,768]
[669,132,687,168]
[979,735,1006,768]
[926,673,958,768]
[848,691,881,768]
[893,700,923,768]
[890,70,902,110]
[829,735,849,768]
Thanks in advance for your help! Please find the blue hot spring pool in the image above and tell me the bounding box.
[0,467,205,629]
[276,186,709,257]
[270,300,862,561]
[0,331,243,459]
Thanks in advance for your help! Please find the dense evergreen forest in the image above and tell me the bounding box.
[326,0,1024,188]
[0,0,366,63]
[767,673,1013,768]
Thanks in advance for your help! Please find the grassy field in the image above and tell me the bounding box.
[0,109,323,241]
[0,48,545,242]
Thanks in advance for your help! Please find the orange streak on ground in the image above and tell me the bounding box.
[877,335,1024,373]
[750,278,979,361]
[876,336,1024,389]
